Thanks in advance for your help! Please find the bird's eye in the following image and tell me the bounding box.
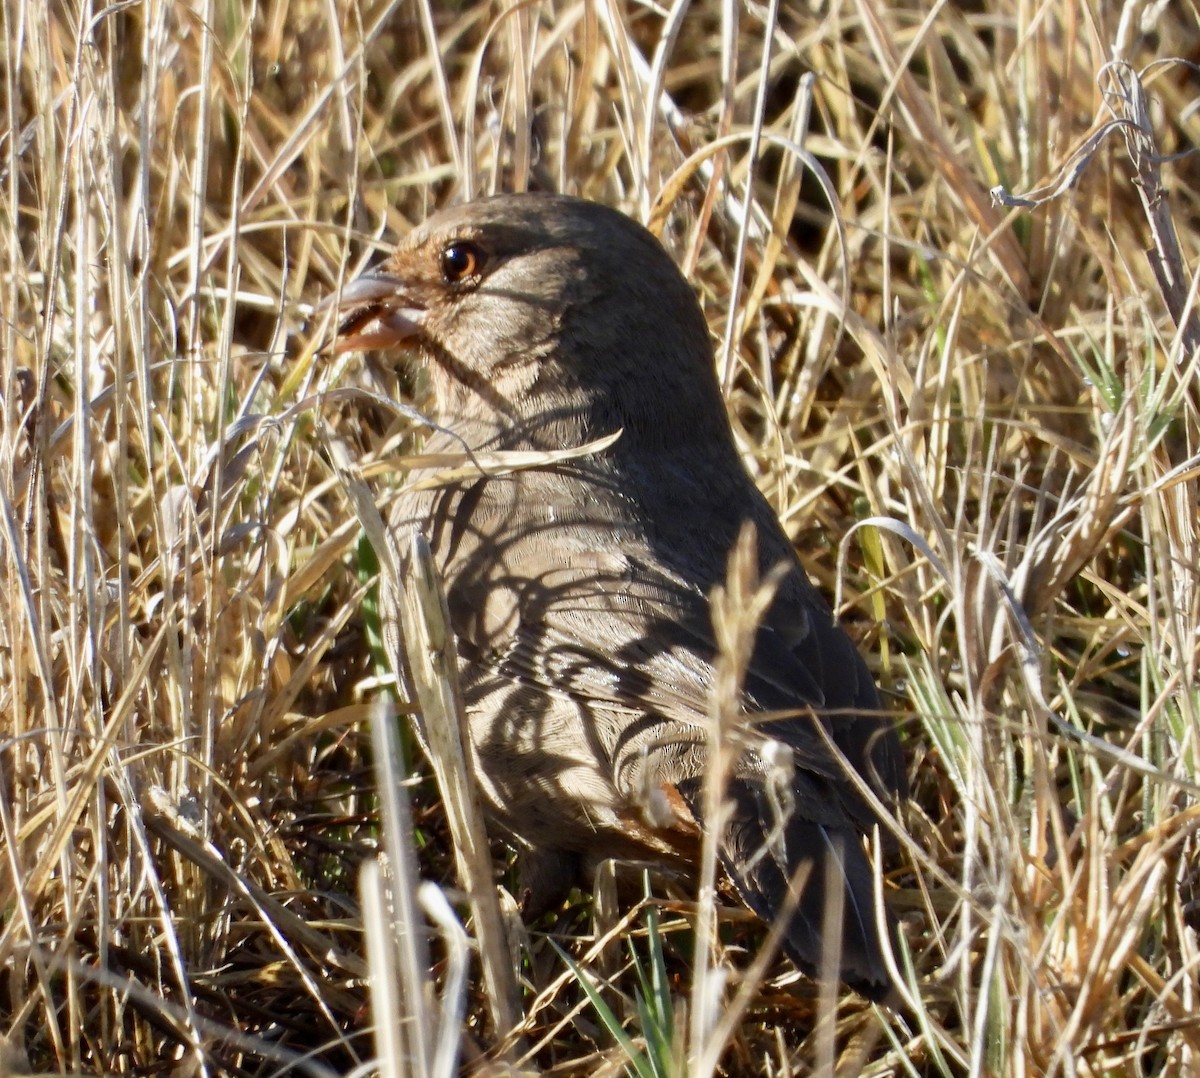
[439,241,485,283]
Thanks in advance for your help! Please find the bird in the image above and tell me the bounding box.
[331,192,906,999]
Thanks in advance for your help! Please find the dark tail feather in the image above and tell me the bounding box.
[701,779,897,1001]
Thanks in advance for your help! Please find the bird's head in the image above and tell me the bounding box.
[330,193,729,448]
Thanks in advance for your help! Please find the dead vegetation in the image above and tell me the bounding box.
[1,1,1198,1074]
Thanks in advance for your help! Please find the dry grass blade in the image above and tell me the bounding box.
[5,0,1200,1073]
[1100,59,1200,359]
[361,694,435,1078]
[359,697,475,1078]
[855,0,1032,296]
[393,532,526,1048]
[993,56,1200,362]
[689,524,789,1077]
[332,438,523,1053]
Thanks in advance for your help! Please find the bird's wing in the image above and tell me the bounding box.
[433,525,866,786]
[396,461,903,808]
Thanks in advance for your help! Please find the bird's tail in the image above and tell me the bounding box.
[686,777,897,1001]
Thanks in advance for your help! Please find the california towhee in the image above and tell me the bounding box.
[332,193,906,999]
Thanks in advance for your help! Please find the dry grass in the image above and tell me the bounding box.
[2,0,1199,1074]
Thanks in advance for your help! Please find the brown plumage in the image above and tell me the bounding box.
[332,193,906,999]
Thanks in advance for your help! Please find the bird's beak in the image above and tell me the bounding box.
[326,271,426,354]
